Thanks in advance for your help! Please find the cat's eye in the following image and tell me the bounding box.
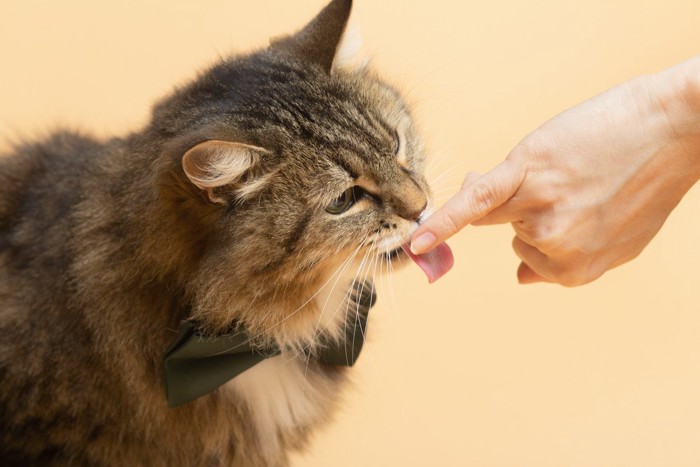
[326,187,356,215]
[393,129,401,156]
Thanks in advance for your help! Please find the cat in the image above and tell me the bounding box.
[0,0,449,465]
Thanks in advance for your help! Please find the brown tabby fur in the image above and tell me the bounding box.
[0,0,432,465]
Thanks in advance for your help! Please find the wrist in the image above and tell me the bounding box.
[674,57,700,125]
[649,56,700,181]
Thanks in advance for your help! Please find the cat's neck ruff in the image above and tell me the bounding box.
[226,263,369,460]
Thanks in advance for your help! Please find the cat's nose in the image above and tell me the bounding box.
[395,198,426,222]
[390,174,427,222]
[407,202,427,223]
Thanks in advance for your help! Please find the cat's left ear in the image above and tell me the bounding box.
[182,140,269,204]
[271,0,361,73]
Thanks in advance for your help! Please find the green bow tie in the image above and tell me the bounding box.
[163,283,376,408]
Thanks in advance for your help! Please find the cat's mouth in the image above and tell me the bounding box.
[383,246,406,262]
[376,242,454,283]
[372,233,411,262]
[371,229,454,282]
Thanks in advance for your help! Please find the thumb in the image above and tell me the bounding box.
[516,262,551,284]
[411,158,525,254]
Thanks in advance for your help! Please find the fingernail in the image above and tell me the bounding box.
[410,232,436,255]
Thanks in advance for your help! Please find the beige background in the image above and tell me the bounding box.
[2,1,700,465]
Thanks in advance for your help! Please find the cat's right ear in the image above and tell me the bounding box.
[182,140,269,204]
[271,0,357,73]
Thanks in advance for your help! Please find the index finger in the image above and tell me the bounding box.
[411,158,526,254]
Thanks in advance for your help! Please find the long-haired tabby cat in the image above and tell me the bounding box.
[0,0,452,465]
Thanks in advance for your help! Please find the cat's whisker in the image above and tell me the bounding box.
[293,242,373,378]
[425,147,453,180]
[435,179,471,194]
[213,240,370,359]
[431,183,466,192]
[430,191,462,202]
[426,155,470,180]
[266,240,368,343]
[286,238,373,371]
[341,245,373,366]
[377,245,389,321]
[3,0,454,461]
[430,186,468,199]
[350,250,381,381]
[353,252,382,345]
[428,170,473,205]
[429,165,470,190]
[431,166,467,184]
[288,242,366,312]
[384,243,398,317]
[389,246,405,328]
[351,256,371,357]
[381,245,398,324]
[423,130,454,175]
[309,238,370,346]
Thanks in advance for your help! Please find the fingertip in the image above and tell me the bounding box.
[410,231,437,255]
[516,262,550,284]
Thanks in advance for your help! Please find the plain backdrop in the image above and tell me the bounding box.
[2,1,700,466]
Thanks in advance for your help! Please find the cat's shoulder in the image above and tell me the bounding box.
[0,129,110,226]
[2,129,106,167]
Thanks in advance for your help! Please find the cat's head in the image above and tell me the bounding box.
[156,0,433,350]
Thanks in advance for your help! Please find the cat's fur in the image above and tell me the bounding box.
[0,1,432,465]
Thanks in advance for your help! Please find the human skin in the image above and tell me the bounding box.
[411,56,700,286]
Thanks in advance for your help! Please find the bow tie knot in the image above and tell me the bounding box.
[163,282,376,407]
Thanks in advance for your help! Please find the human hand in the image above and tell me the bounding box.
[412,57,700,286]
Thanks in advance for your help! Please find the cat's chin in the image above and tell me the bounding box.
[382,245,410,266]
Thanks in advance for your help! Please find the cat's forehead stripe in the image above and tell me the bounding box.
[334,158,359,180]
[359,107,395,142]
[265,98,383,158]
[266,71,393,150]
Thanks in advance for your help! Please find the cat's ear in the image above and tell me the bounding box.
[271,0,358,73]
[182,140,269,204]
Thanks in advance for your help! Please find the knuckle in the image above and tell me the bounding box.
[537,234,564,254]
[531,185,560,208]
[441,210,463,236]
[554,267,585,287]
[558,274,586,288]
[467,183,496,217]
[583,261,607,283]
[524,221,562,253]
[460,172,480,190]
[516,128,555,159]
[553,258,601,287]
[510,237,526,259]
[546,260,566,280]
[525,216,583,256]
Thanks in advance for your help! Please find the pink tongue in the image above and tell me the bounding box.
[403,242,454,283]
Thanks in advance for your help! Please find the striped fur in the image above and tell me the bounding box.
[0,1,432,465]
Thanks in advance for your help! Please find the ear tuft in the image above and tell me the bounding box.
[271,0,353,73]
[182,140,268,204]
[333,15,366,70]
